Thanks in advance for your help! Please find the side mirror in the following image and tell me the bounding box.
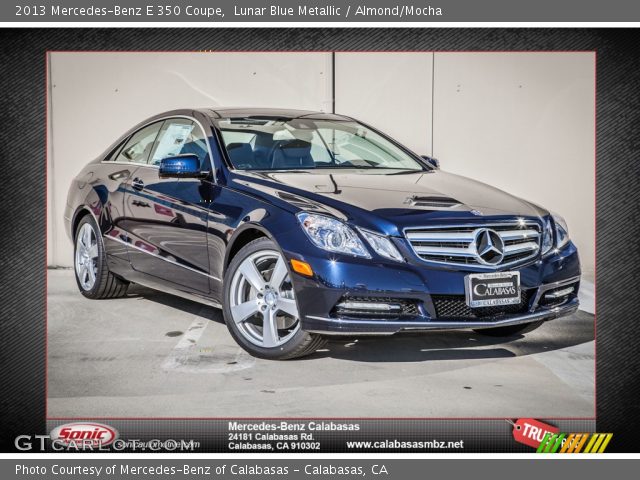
[158,154,206,179]
[421,155,440,169]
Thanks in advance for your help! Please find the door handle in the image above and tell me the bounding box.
[132,177,144,191]
[108,169,130,181]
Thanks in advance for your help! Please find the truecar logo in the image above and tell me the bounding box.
[509,418,612,453]
[536,432,613,454]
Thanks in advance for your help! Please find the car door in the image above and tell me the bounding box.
[122,117,213,294]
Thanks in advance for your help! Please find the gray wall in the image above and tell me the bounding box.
[48,52,595,274]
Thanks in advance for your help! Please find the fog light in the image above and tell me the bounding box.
[290,259,313,277]
[336,302,403,313]
[544,286,574,300]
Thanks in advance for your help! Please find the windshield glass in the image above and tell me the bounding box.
[214,117,425,171]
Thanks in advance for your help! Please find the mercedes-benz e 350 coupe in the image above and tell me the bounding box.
[65,108,580,359]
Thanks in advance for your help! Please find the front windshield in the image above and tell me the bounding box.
[215,117,425,171]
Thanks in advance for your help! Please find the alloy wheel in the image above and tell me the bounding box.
[75,223,99,291]
[228,250,300,348]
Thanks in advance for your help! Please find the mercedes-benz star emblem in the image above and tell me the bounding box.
[474,228,505,265]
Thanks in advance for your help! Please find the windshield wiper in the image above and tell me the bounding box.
[387,168,425,175]
[313,165,422,171]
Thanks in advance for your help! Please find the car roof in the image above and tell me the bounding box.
[200,107,353,121]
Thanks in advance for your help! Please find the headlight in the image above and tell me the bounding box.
[297,213,370,258]
[541,217,554,254]
[553,213,570,249]
[358,228,404,262]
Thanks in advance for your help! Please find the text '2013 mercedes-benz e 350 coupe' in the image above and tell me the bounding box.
[64,108,580,359]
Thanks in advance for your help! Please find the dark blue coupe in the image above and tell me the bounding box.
[64,108,580,359]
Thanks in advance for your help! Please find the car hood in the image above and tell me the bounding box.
[230,169,548,236]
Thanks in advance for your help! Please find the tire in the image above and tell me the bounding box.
[74,214,129,299]
[222,237,327,360]
[473,320,544,337]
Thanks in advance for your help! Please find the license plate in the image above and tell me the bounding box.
[465,272,520,308]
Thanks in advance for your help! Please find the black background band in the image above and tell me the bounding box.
[0,28,638,452]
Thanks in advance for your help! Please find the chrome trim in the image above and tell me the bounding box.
[105,234,221,281]
[405,228,539,242]
[504,241,538,255]
[306,298,579,336]
[128,274,222,309]
[412,245,475,256]
[100,115,216,182]
[530,275,581,312]
[336,302,403,312]
[404,221,542,269]
[500,230,541,241]
[545,286,575,299]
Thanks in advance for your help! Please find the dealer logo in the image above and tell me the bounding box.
[473,228,504,265]
[50,422,118,447]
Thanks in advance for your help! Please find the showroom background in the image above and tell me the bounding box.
[47,51,595,276]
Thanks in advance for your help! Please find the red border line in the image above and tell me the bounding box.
[45,49,597,422]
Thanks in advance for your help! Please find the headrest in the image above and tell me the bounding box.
[278,139,312,158]
[226,143,254,166]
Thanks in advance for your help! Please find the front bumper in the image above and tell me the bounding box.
[304,297,578,335]
[284,238,581,336]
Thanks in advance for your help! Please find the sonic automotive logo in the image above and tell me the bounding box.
[50,423,118,447]
[14,423,118,451]
[15,424,200,452]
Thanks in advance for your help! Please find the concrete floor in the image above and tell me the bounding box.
[47,269,595,418]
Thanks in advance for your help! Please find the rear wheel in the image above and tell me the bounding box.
[223,238,326,360]
[473,320,544,337]
[74,214,129,299]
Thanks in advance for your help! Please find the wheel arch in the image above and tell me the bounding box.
[71,206,100,240]
[224,223,275,272]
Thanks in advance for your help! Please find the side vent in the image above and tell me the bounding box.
[405,195,462,209]
[276,191,324,210]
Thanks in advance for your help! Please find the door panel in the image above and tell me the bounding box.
[123,165,213,293]
[122,118,214,294]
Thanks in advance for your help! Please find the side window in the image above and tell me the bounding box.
[103,139,127,162]
[113,122,164,164]
[150,118,210,169]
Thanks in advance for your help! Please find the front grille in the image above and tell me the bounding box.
[432,290,532,320]
[333,296,420,318]
[405,222,541,268]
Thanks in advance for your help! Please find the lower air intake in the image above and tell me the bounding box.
[431,290,532,320]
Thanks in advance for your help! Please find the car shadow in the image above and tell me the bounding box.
[126,284,594,363]
[126,284,226,326]
[311,310,594,362]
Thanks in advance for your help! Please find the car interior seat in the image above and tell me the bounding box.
[226,142,255,168]
[270,139,315,169]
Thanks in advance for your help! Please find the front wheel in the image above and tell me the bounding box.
[222,238,327,360]
[473,320,544,337]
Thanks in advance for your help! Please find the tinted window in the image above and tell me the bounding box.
[150,118,210,169]
[103,139,127,162]
[214,117,424,171]
[114,122,163,164]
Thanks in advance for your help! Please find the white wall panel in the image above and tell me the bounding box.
[335,53,433,156]
[48,52,332,266]
[432,53,595,274]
